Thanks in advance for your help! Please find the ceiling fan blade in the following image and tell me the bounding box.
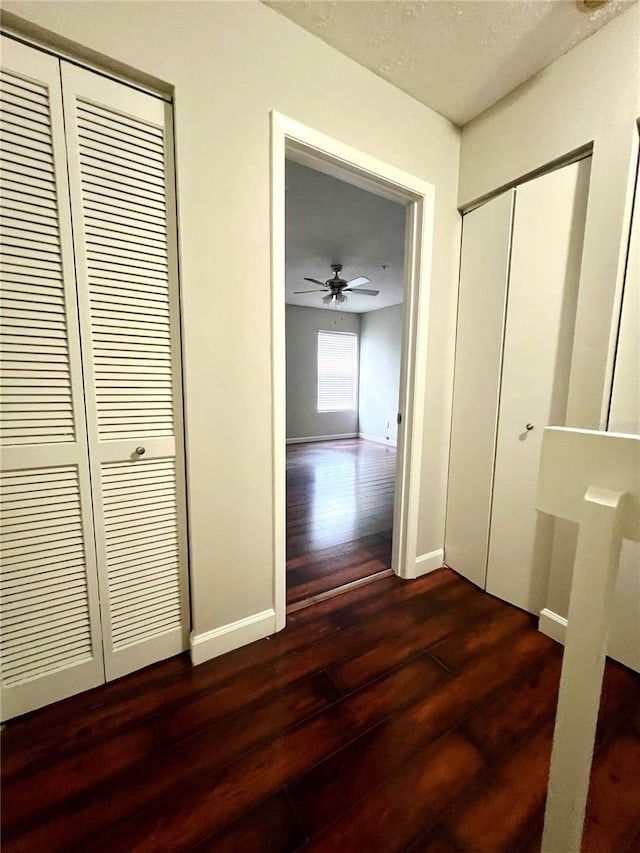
[344,288,379,296]
[294,290,326,294]
[303,277,328,286]
[346,276,370,288]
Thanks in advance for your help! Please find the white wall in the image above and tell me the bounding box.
[3,1,461,649]
[458,5,640,625]
[358,305,403,445]
[285,305,360,441]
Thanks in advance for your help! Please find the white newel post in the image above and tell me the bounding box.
[536,428,640,853]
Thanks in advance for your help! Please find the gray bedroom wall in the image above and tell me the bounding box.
[285,304,361,441]
[359,304,403,445]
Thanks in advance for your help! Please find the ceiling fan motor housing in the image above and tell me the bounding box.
[329,263,346,287]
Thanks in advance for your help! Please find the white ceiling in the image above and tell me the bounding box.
[265,0,635,126]
[286,160,406,313]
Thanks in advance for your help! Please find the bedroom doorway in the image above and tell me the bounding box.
[271,113,436,625]
[283,160,406,607]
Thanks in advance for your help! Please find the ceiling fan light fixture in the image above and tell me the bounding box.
[303,264,375,307]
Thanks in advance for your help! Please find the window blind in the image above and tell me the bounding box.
[317,330,358,412]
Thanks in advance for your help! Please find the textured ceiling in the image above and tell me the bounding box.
[265,0,635,125]
[286,161,406,313]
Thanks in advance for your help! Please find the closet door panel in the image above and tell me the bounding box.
[61,64,189,681]
[445,190,514,587]
[0,38,104,720]
[486,159,591,614]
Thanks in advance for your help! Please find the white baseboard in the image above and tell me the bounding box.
[539,608,568,645]
[286,433,358,445]
[415,548,445,578]
[190,608,276,665]
[358,432,397,447]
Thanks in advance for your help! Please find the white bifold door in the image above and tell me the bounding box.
[486,162,591,613]
[445,159,591,612]
[0,39,106,719]
[445,189,514,589]
[0,37,189,720]
[61,64,188,681]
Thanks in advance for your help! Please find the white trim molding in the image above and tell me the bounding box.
[286,433,358,445]
[414,549,445,578]
[358,433,397,448]
[190,609,276,665]
[538,608,568,645]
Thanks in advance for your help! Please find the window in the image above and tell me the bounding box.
[317,330,358,412]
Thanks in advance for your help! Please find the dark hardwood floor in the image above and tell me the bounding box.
[286,438,396,604]
[2,567,639,852]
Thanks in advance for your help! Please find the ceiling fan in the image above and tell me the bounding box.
[294,263,379,305]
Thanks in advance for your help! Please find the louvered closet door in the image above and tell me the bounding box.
[0,38,105,720]
[60,64,188,680]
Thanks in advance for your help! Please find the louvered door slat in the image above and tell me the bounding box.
[1,197,59,224]
[0,38,104,721]
[1,170,57,198]
[83,198,167,230]
[0,85,49,111]
[77,132,165,171]
[2,628,92,662]
[105,508,178,529]
[0,76,50,102]
[3,613,90,644]
[3,469,75,491]
[62,62,188,681]
[101,457,182,652]
[86,233,168,258]
[93,321,171,338]
[89,272,170,292]
[0,117,53,146]
[81,158,166,192]
[77,106,165,146]
[3,289,66,307]
[1,151,55,177]
[0,469,94,685]
[3,495,79,514]
[85,224,167,250]
[105,550,179,576]
[4,214,62,237]
[86,258,168,281]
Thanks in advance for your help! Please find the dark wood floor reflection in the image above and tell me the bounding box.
[2,568,639,852]
[286,438,396,604]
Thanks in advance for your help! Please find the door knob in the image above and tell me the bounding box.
[134,446,146,456]
[525,424,534,431]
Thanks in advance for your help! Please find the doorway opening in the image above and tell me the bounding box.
[284,161,406,607]
[271,113,435,627]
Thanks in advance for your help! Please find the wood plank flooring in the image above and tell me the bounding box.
[286,438,396,604]
[2,568,639,852]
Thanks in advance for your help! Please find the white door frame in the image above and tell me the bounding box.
[270,111,436,630]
